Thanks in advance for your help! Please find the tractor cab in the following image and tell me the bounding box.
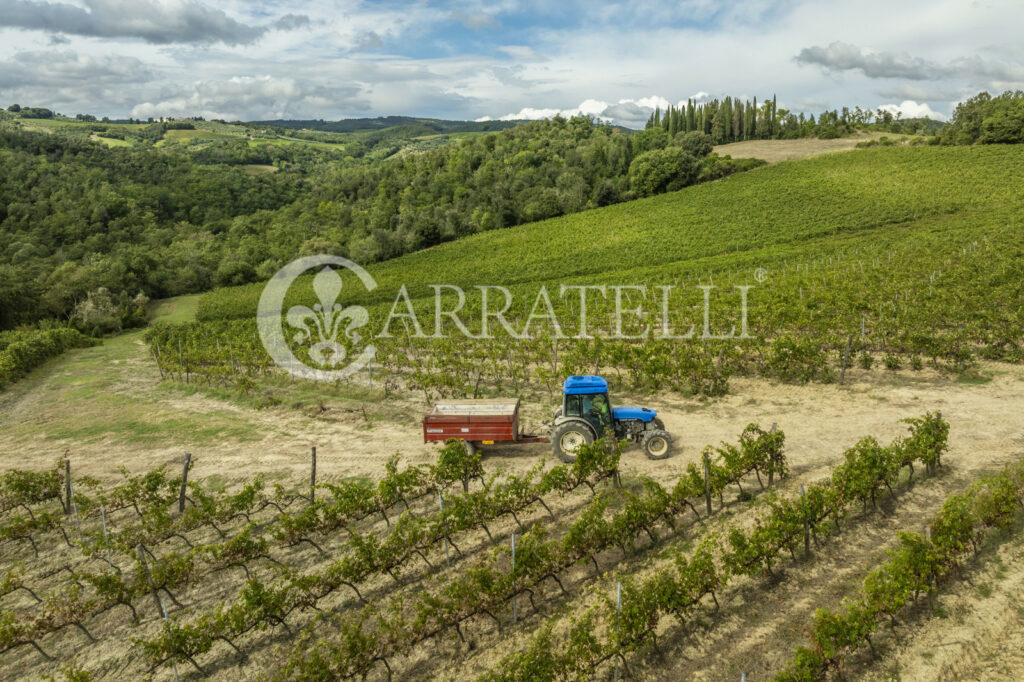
[562,375,614,438]
[553,375,672,463]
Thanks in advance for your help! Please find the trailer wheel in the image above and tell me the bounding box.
[463,440,477,458]
[642,430,672,460]
[551,421,594,464]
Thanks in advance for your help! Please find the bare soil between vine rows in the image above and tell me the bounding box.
[1,331,1023,680]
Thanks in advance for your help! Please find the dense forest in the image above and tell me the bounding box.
[0,128,303,328]
[0,116,757,330]
[2,89,1022,334]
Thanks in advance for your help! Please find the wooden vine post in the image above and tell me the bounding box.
[64,458,72,516]
[310,446,317,504]
[703,451,712,515]
[178,453,191,514]
[613,581,622,682]
[511,533,517,625]
[438,492,449,567]
[801,483,810,555]
[70,479,82,536]
[100,503,113,570]
[840,335,852,385]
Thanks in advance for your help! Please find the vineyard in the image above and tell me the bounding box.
[4,134,1024,682]
[2,411,1023,680]
[0,327,95,390]
[145,145,1024,402]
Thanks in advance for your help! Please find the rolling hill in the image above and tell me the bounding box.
[4,134,1024,682]
[147,143,1022,399]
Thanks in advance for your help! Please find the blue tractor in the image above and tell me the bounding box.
[550,375,673,462]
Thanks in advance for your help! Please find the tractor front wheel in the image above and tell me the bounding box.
[551,422,594,464]
[642,429,673,460]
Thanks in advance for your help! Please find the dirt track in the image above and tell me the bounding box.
[3,330,1023,494]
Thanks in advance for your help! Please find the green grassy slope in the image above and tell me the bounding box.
[197,145,1023,316]
[152,144,1023,396]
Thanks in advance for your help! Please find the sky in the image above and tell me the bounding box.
[1,0,1022,126]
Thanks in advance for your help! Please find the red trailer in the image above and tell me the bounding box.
[422,399,548,454]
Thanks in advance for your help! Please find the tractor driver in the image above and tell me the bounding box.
[584,393,611,425]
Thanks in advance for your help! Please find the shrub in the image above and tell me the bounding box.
[766,335,828,384]
[72,287,122,335]
[628,148,700,197]
[674,131,714,157]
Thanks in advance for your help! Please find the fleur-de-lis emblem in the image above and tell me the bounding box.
[286,267,369,367]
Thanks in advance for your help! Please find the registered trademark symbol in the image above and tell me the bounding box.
[754,267,768,284]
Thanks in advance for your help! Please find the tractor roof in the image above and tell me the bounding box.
[563,375,608,395]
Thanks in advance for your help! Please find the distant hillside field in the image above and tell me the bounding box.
[247,115,525,134]
[713,131,892,163]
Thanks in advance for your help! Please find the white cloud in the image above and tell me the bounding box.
[796,42,941,80]
[877,100,946,121]
[1,0,1021,123]
[796,40,1024,87]
[453,11,499,30]
[494,106,563,120]
[498,45,540,60]
[631,95,669,110]
[482,94,721,128]
[130,75,364,120]
[0,0,307,45]
[0,50,152,113]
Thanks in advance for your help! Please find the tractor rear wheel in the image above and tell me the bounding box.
[551,421,594,464]
[642,429,672,460]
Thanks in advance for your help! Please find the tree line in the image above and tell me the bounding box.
[942,90,1024,144]
[646,95,946,142]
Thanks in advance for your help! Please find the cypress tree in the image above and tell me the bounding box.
[711,101,727,144]
[721,97,732,143]
[751,97,757,139]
